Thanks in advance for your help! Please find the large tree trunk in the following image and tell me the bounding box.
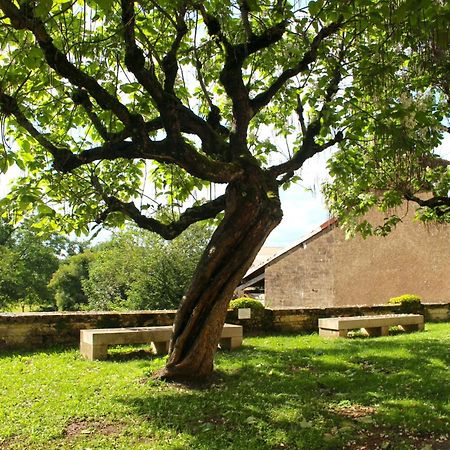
[154,173,282,381]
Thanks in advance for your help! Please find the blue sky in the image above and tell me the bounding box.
[265,184,329,247]
[265,154,331,247]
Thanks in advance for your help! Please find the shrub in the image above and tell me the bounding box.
[388,294,422,312]
[229,297,264,310]
[388,294,422,305]
[49,252,93,311]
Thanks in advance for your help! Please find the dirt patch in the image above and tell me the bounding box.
[0,436,33,450]
[344,429,450,449]
[0,436,24,449]
[65,419,124,438]
[331,404,376,419]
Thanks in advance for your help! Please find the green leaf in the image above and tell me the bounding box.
[92,0,114,13]
[37,204,55,217]
[34,0,53,18]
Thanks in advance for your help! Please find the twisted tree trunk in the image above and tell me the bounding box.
[155,173,282,381]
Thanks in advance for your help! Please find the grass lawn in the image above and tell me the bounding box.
[0,323,449,450]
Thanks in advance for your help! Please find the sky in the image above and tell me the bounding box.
[264,151,331,247]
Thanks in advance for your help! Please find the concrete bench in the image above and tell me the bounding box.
[318,314,424,338]
[80,323,243,361]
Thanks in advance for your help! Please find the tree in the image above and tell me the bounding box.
[0,1,447,380]
[48,251,93,311]
[323,0,449,235]
[0,220,61,310]
[81,223,211,311]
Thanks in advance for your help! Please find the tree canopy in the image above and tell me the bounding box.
[0,0,448,380]
[50,223,212,311]
[0,219,67,310]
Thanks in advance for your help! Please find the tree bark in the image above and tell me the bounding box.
[154,171,282,381]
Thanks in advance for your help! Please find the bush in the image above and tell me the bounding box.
[229,297,264,310]
[49,252,94,311]
[388,294,422,312]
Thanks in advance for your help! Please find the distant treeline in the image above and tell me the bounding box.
[0,220,211,312]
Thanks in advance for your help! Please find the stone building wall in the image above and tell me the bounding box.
[333,214,450,306]
[264,227,336,308]
[263,207,450,308]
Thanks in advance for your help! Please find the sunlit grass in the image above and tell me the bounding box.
[0,323,449,449]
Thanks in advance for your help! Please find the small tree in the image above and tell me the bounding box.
[0,1,447,379]
[49,251,93,311]
[0,220,61,311]
[81,224,211,310]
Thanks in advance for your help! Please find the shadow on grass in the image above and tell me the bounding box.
[112,330,449,449]
[1,329,448,449]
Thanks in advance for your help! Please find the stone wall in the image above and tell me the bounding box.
[0,310,177,351]
[1,303,448,352]
[333,209,450,306]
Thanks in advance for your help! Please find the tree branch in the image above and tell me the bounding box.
[0,87,78,172]
[161,4,188,93]
[269,62,344,177]
[72,89,109,141]
[65,137,242,183]
[196,5,288,148]
[250,19,343,114]
[238,1,253,40]
[404,193,450,217]
[96,192,227,240]
[0,85,240,181]
[120,0,165,106]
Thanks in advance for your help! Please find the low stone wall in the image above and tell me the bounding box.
[0,310,177,351]
[0,303,448,351]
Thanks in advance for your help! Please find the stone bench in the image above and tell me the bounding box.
[80,323,243,361]
[318,314,424,338]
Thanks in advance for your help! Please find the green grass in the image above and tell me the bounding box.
[0,324,449,450]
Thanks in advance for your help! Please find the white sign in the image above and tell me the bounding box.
[238,308,251,319]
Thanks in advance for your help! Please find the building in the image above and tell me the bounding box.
[238,207,450,308]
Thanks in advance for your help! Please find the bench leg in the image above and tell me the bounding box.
[401,323,424,333]
[151,341,170,355]
[220,337,242,350]
[319,328,348,338]
[364,326,389,337]
[80,342,108,361]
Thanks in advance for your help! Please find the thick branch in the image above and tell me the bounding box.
[121,0,164,104]
[219,20,288,119]
[72,138,242,183]
[404,193,450,217]
[97,194,227,240]
[0,86,240,181]
[238,1,253,39]
[250,19,343,114]
[196,5,288,148]
[161,5,188,93]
